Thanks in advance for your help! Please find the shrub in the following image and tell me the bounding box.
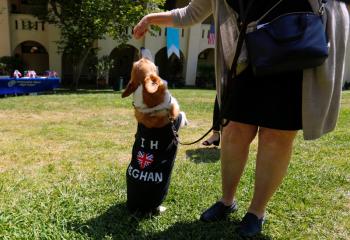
[0,56,27,75]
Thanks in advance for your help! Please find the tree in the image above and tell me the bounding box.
[32,0,165,89]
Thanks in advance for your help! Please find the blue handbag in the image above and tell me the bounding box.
[244,0,329,76]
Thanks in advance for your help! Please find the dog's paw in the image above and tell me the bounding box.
[180,111,188,127]
[158,206,167,213]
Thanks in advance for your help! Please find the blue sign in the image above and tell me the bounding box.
[0,77,60,95]
[166,27,180,59]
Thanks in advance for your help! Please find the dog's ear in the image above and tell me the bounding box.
[144,74,162,94]
[122,62,139,98]
[122,81,138,98]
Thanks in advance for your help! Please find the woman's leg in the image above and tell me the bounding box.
[248,127,298,218]
[221,121,258,205]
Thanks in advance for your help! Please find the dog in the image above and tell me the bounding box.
[122,48,187,215]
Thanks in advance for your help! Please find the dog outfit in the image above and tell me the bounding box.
[126,113,183,213]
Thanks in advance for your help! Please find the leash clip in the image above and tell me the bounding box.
[318,0,327,15]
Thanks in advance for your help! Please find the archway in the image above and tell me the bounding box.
[109,45,139,88]
[13,41,49,75]
[155,48,185,87]
[196,48,215,88]
[61,51,97,87]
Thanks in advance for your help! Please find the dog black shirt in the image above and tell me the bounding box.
[126,114,182,213]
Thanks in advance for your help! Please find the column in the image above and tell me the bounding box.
[47,22,62,77]
[184,23,201,86]
[0,0,12,56]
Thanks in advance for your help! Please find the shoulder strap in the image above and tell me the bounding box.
[231,0,255,77]
[256,0,284,24]
[257,0,328,23]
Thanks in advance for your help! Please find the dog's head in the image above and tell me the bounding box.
[122,57,166,108]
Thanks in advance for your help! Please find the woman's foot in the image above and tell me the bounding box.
[236,212,265,237]
[202,131,220,146]
[200,201,238,222]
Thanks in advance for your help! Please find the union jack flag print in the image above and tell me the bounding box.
[137,151,154,169]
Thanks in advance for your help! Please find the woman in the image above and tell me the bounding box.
[133,0,349,237]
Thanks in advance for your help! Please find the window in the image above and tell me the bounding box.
[11,0,47,15]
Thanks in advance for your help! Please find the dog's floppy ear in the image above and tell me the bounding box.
[144,74,162,94]
[122,62,139,98]
[122,80,138,98]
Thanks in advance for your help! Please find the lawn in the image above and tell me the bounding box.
[0,89,349,240]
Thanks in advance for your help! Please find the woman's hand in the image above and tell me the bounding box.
[133,16,149,39]
[133,12,175,39]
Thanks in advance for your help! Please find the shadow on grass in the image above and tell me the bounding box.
[54,89,121,95]
[70,203,271,239]
[69,202,141,240]
[151,220,272,240]
[0,89,122,98]
[186,147,220,164]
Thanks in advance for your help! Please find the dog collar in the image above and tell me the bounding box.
[133,94,173,114]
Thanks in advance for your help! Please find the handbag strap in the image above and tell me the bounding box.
[230,0,255,77]
[257,0,328,23]
[256,0,284,24]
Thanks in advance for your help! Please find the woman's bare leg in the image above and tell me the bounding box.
[220,121,258,205]
[248,127,298,218]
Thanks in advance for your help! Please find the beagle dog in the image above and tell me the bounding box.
[122,49,187,215]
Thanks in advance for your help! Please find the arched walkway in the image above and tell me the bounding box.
[109,45,139,88]
[155,47,185,87]
[13,41,49,75]
[61,51,97,86]
[196,48,215,88]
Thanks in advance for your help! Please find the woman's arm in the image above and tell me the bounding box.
[171,0,212,27]
[133,0,212,39]
[133,12,175,39]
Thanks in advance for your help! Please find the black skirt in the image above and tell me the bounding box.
[222,0,311,130]
[223,66,303,130]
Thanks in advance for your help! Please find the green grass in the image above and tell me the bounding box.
[0,89,349,240]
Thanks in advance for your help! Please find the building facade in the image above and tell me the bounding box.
[0,0,216,88]
[1,0,349,87]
